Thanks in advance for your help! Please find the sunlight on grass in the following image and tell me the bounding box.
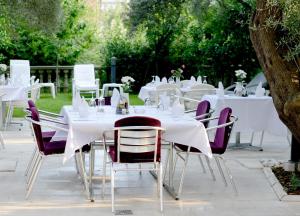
[13,93,144,117]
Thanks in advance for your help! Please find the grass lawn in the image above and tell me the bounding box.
[13,93,144,117]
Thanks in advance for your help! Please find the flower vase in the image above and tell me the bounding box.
[234,82,245,96]
[175,77,180,86]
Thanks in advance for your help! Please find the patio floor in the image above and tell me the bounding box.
[0,119,299,216]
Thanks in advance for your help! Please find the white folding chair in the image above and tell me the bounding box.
[146,83,179,106]
[73,64,99,98]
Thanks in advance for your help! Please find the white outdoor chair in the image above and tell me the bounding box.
[147,83,180,106]
[72,64,99,98]
[4,60,32,129]
[183,84,216,110]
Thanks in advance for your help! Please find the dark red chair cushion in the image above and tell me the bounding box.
[42,131,56,142]
[196,100,210,128]
[43,140,66,155]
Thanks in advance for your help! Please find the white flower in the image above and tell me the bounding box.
[235,69,247,81]
[121,76,135,84]
[0,64,7,73]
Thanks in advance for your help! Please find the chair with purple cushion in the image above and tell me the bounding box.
[103,116,165,212]
[25,107,91,199]
[173,107,238,198]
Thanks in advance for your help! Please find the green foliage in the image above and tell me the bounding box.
[0,0,96,65]
[291,172,300,191]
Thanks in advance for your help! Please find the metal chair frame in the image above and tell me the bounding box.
[103,125,165,213]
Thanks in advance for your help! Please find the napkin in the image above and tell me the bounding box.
[78,97,90,118]
[161,77,167,83]
[216,81,225,98]
[190,76,196,83]
[111,88,120,107]
[72,92,82,112]
[197,76,202,83]
[159,92,170,110]
[255,82,265,97]
[155,76,160,83]
[171,98,185,116]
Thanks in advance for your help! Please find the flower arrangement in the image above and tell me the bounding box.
[235,69,247,82]
[121,76,135,93]
[0,64,7,75]
[171,65,185,79]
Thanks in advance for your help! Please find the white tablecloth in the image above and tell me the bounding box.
[202,95,288,136]
[58,106,212,163]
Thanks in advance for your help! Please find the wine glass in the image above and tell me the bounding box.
[151,75,155,84]
[89,91,96,107]
[203,76,207,84]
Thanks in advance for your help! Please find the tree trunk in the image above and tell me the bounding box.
[250,0,300,160]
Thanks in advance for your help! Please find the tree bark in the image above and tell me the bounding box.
[250,0,300,153]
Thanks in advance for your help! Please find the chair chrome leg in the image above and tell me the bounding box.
[102,149,107,198]
[177,152,190,197]
[25,147,37,177]
[89,145,95,201]
[139,164,142,175]
[221,157,238,195]
[26,151,40,187]
[74,153,80,175]
[26,155,42,199]
[159,162,163,212]
[172,152,179,181]
[205,156,216,181]
[162,148,170,182]
[215,157,228,186]
[197,155,206,173]
[111,163,115,213]
[78,150,90,200]
[259,131,265,147]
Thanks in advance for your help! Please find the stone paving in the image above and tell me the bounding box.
[0,120,299,216]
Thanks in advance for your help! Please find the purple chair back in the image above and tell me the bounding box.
[113,116,161,163]
[212,107,233,154]
[28,100,36,109]
[30,107,45,152]
[196,100,210,128]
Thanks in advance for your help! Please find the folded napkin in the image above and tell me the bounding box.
[255,81,265,97]
[111,88,120,107]
[197,76,202,83]
[155,76,160,83]
[190,76,196,83]
[78,97,90,118]
[161,77,167,83]
[171,98,185,116]
[216,81,225,98]
[159,92,170,110]
[72,92,82,112]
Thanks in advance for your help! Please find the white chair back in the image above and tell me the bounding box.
[10,60,30,87]
[73,64,95,86]
[148,83,179,106]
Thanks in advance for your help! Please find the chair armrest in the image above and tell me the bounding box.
[40,116,68,126]
[25,116,69,132]
[38,109,63,118]
[206,116,238,131]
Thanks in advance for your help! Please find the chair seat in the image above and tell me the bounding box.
[42,131,56,142]
[108,146,157,163]
[175,142,224,155]
[43,140,66,155]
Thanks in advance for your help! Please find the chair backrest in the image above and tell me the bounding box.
[28,100,36,109]
[10,60,30,87]
[73,64,95,85]
[148,83,179,105]
[213,107,234,154]
[196,100,211,128]
[101,83,124,97]
[113,116,162,163]
[29,107,45,153]
[180,80,191,88]
[190,83,215,90]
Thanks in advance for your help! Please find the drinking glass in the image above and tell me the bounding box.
[203,76,207,84]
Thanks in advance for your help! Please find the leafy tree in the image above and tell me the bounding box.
[250,0,300,161]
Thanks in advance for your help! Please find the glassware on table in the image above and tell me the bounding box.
[203,76,207,84]
[89,92,96,107]
[168,76,174,84]
[151,75,155,84]
[97,96,105,112]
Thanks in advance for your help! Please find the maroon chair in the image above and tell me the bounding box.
[173,107,237,197]
[103,116,165,212]
[25,107,90,199]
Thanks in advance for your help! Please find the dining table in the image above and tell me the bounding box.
[202,94,288,150]
[54,105,212,200]
[0,85,28,128]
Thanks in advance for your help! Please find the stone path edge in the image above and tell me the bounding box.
[263,167,300,202]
